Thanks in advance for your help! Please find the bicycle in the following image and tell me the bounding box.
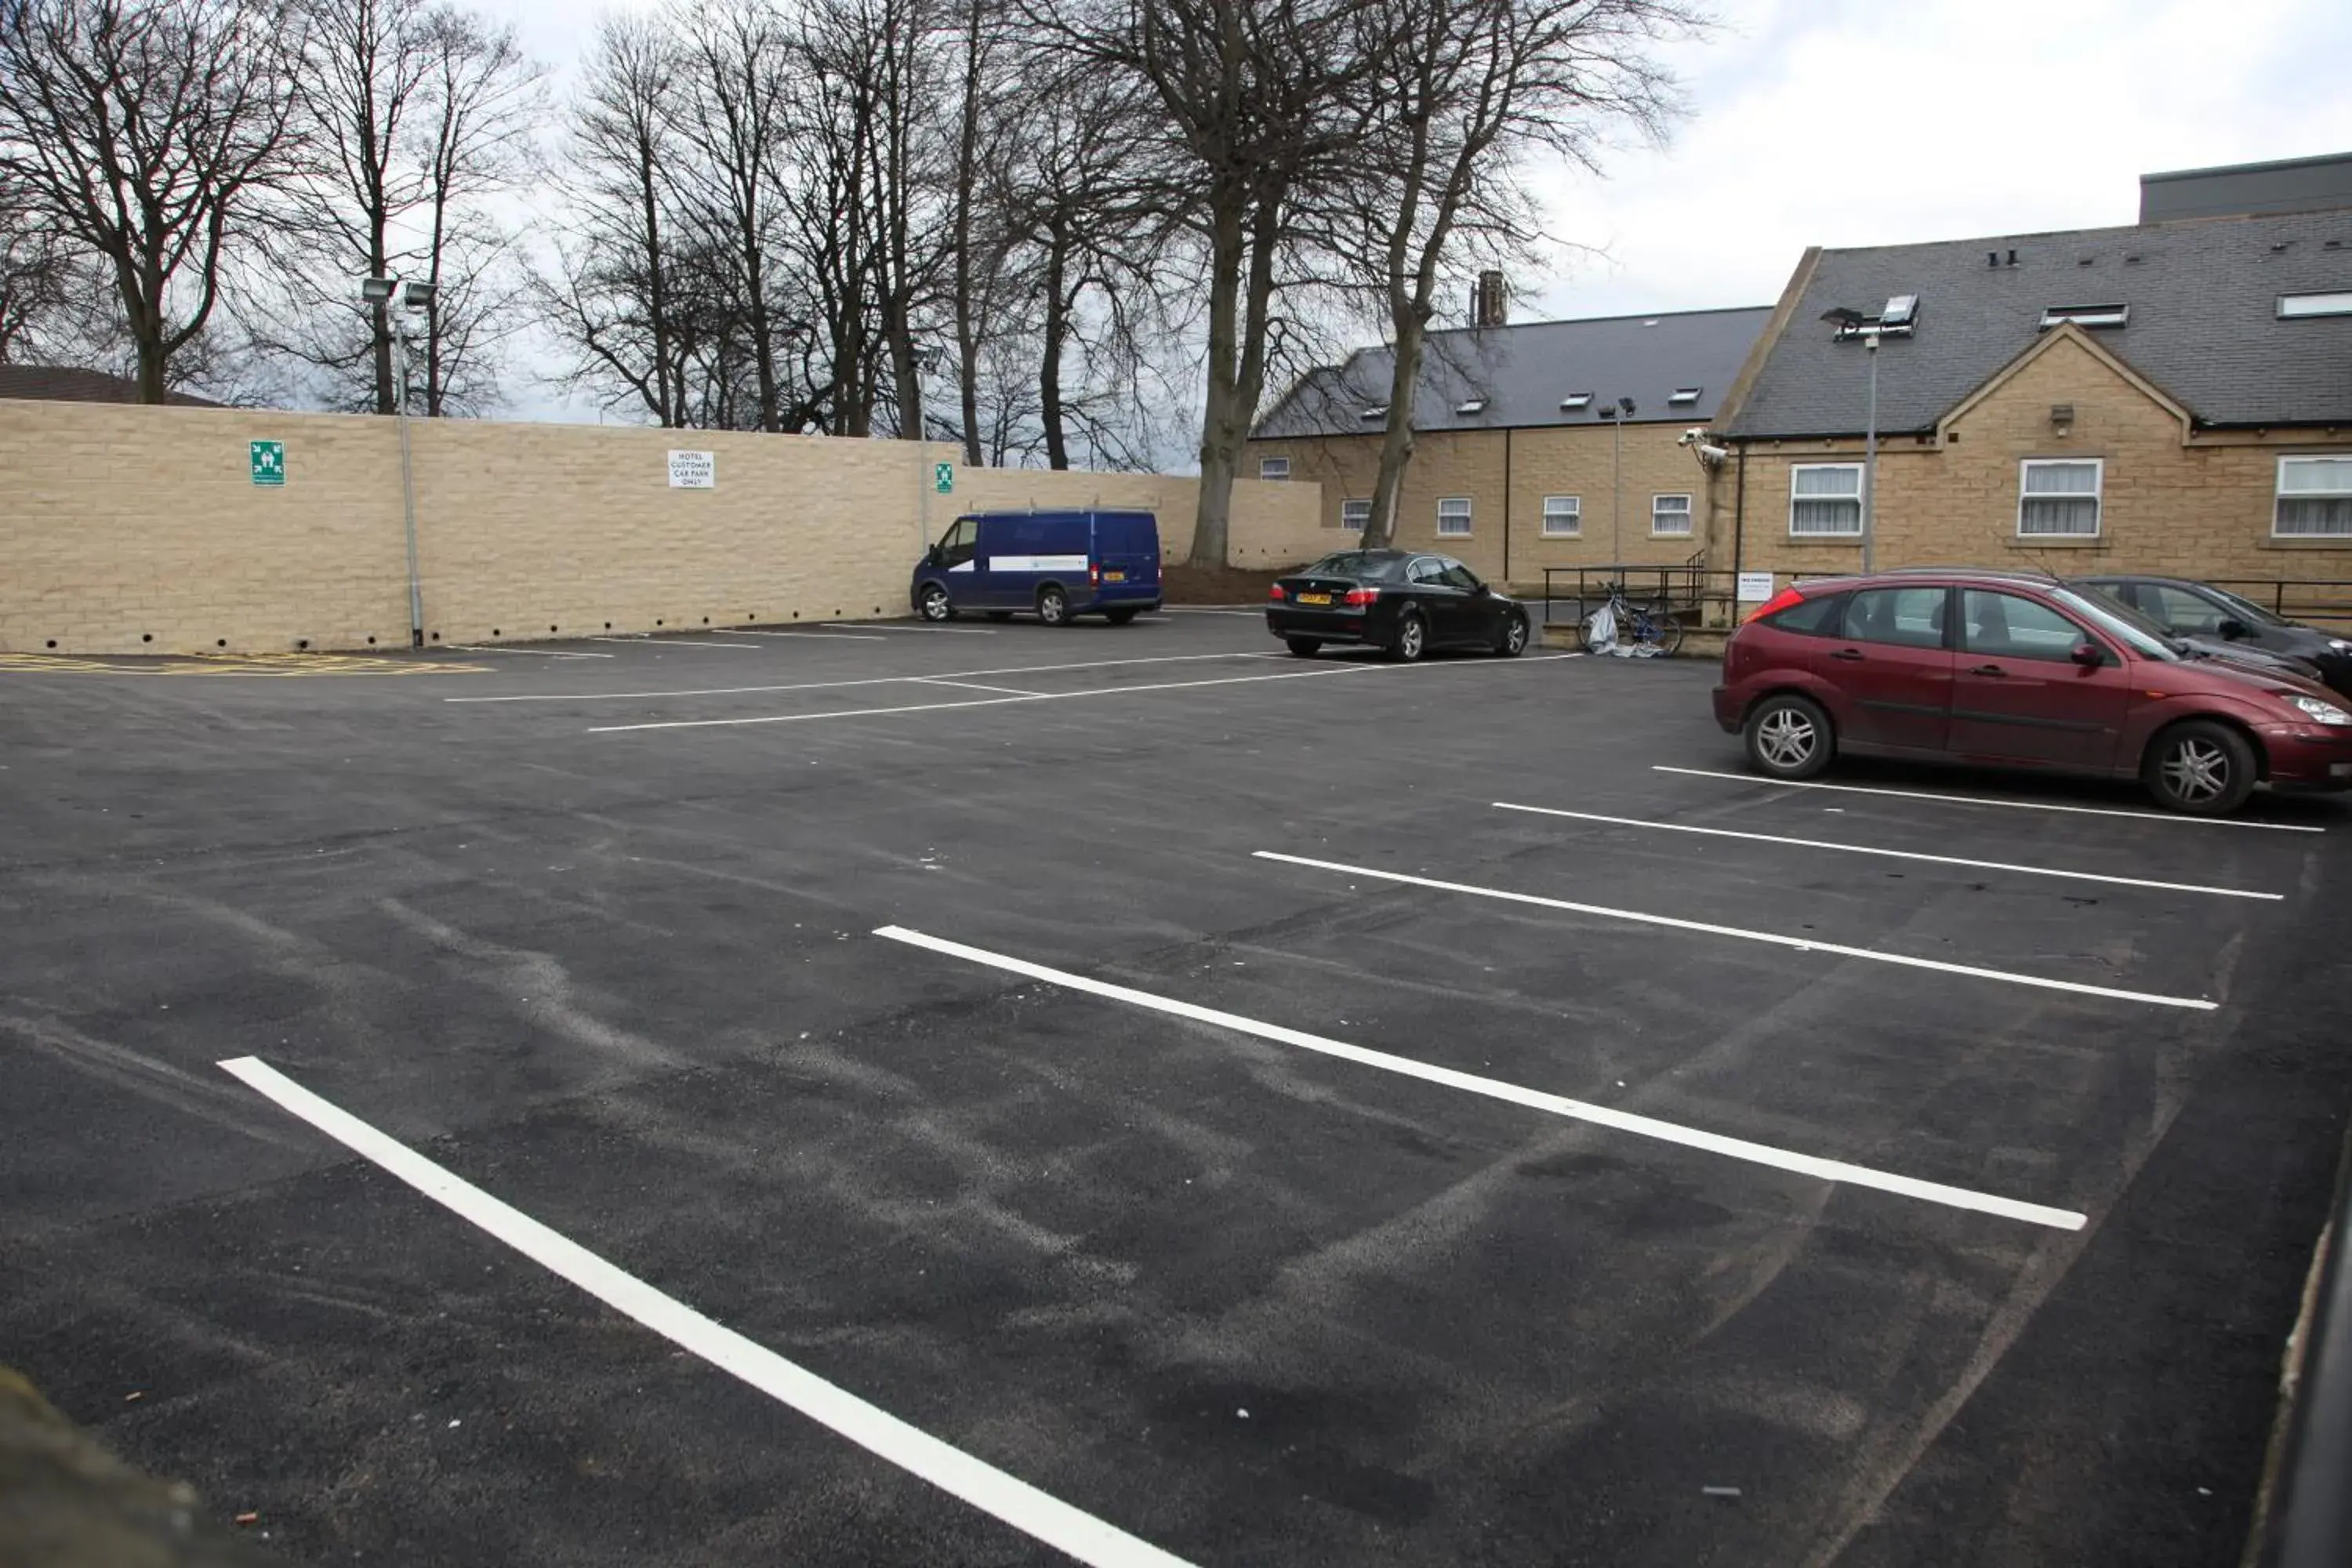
[1576,583,1685,656]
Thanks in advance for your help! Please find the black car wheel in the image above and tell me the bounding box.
[1390,611,1427,663]
[1285,637,1321,657]
[2143,720,2258,815]
[918,583,954,622]
[1495,612,1529,657]
[1743,693,1833,779]
[1036,586,1071,626]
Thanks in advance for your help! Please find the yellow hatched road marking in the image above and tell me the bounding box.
[0,651,485,677]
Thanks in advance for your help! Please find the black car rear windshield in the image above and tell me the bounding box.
[1302,551,1406,581]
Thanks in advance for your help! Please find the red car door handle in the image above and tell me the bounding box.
[1968,664,2006,676]
[1829,648,1865,661]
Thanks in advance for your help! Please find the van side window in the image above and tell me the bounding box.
[938,518,979,568]
[1840,586,1947,648]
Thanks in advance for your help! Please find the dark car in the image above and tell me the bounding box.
[2074,574,2352,696]
[1267,550,1530,662]
[1713,569,2352,815]
[2067,582,2329,686]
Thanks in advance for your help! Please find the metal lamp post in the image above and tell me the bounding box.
[1823,307,1885,572]
[364,276,434,648]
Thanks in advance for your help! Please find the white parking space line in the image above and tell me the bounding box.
[874,927,2086,1231]
[720,628,891,641]
[443,651,1285,705]
[822,622,997,635]
[219,1057,1199,1568]
[912,677,1045,697]
[1653,765,2325,833]
[587,637,767,652]
[1494,801,2285,902]
[587,655,1574,735]
[1159,607,1261,616]
[447,645,615,659]
[1253,850,2217,1011]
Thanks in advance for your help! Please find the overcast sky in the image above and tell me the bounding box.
[481,0,2352,420]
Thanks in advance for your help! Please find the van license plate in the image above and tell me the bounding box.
[1105,570,1124,582]
[1296,592,1331,605]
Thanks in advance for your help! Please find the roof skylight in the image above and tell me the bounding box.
[2041,304,2129,329]
[2278,292,2352,319]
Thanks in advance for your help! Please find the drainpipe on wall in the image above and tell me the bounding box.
[1732,441,1748,591]
[1501,426,1513,586]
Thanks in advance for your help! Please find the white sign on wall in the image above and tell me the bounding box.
[1736,570,1777,603]
[668,449,716,489]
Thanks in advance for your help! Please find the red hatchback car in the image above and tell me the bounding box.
[1714,570,2352,815]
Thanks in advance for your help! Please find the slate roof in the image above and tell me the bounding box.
[1726,209,2352,439]
[1251,306,1774,439]
[0,364,220,406]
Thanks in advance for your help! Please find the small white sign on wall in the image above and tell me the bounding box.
[668,449,716,489]
[1736,570,1776,603]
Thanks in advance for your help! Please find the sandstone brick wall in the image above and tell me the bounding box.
[1245,423,1731,587]
[1727,332,2352,593]
[0,402,1324,655]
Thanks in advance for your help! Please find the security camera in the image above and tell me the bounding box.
[1696,443,1730,464]
[1678,426,1708,447]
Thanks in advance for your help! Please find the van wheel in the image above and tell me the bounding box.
[917,583,954,622]
[1036,586,1072,626]
[1744,693,1833,779]
[1286,637,1320,657]
[1105,608,1138,626]
[2143,720,2257,815]
[1388,610,1427,662]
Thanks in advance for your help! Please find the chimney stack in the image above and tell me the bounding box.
[1472,270,1508,328]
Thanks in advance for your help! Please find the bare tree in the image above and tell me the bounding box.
[0,182,75,359]
[0,0,307,401]
[285,0,435,412]
[544,13,695,425]
[408,8,542,415]
[1341,0,1698,549]
[1029,0,1374,564]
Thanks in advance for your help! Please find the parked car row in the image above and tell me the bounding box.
[1715,568,2352,816]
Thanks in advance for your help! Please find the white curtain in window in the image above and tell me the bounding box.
[2020,461,2100,535]
[1791,466,1862,535]
[1542,497,1579,535]
[2278,458,2352,535]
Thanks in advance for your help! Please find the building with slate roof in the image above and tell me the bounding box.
[1244,306,1773,587]
[1715,158,2352,600]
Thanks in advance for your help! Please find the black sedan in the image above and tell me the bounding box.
[1267,550,1530,661]
[2074,574,2352,695]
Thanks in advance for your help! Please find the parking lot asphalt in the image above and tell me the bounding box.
[3,608,2349,1566]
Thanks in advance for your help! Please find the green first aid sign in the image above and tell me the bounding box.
[934,461,953,495]
[250,440,285,486]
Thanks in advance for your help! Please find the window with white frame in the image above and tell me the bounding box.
[2018,459,2102,537]
[1436,496,1472,536]
[1338,498,1370,532]
[1789,463,1863,535]
[2277,456,2352,537]
[1541,495,1581,537]
[1258,456,1290,481]
[1650,494,1693,537]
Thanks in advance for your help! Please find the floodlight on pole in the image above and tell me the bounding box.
[1825,305,1886,572]
[362,276,426,648]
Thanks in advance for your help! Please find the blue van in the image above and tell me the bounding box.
[910,510,1163,626]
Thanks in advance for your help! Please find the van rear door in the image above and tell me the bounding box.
[1091,511,1160,595]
